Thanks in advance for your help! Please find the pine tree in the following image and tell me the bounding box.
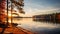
[8,0,25,15]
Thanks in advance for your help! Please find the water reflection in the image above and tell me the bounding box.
[9,18,60,34]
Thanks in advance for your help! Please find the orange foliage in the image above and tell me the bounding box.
[0,0,6,24]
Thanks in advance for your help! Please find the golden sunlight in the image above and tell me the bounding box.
[8,14,11,17]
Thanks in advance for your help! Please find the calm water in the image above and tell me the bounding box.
[9,18,60,34]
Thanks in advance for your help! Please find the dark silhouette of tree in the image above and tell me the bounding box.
[8,0,25,15]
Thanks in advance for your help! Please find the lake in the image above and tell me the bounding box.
[9,18,60,34]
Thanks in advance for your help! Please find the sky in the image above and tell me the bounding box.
[19,0,60,17]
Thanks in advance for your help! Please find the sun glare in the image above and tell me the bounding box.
[8,14,11,17]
